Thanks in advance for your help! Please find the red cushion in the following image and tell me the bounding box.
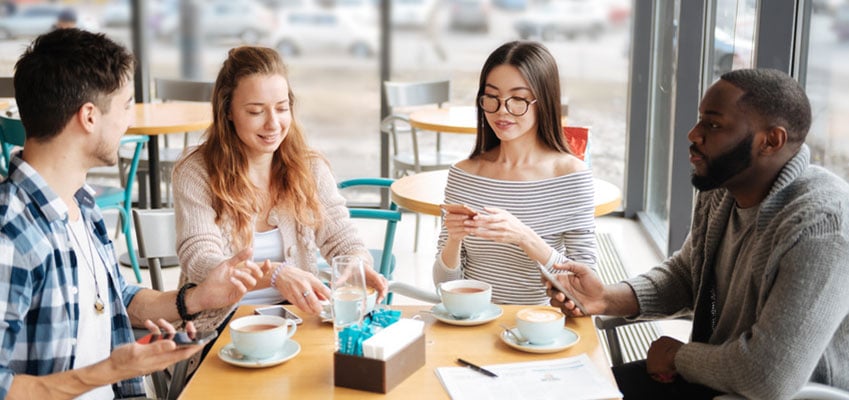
[563,126,589,161]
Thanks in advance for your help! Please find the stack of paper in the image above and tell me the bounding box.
[435,354,622,400]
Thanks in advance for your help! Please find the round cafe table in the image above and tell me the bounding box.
[408,106,569,135]
[127,102,212,209]
[390,170,622,217]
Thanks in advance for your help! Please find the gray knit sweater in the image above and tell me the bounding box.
[172,149,370,332]
[625,145,849,399]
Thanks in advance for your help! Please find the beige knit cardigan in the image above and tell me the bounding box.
[172,148,371,331]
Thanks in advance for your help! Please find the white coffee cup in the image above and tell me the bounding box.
[365,286,378,314]
[437,279,491,319]
[515,307,565,345]
[230,315,297,359]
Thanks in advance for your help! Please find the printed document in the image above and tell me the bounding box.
[435,354,622,400]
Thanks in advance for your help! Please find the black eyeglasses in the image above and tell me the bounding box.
[478,94,538,117]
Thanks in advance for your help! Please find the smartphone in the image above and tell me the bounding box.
[136,330,218,347]
[440,203,479,216]
[255,305,303,324]
[537,263,588,315]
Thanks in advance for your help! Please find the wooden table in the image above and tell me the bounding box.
[408,106,569,135]
[180,305,617,399]
[390,170,622,217]
[127,102,212,208]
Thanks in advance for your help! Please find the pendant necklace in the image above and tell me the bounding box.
[68,219,106,314]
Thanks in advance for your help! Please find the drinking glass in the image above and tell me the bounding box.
[331,255,367,351]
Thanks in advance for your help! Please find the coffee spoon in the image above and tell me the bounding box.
[499,324,529,345]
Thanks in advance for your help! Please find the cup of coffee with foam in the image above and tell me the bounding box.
[515,307,565,345]
[230,314,297,359]
[437,279,491,319]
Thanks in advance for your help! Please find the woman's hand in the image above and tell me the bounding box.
[363,265,389,303]
[443,210,475,242]
[464,207,533,246]
[272,264,331,315]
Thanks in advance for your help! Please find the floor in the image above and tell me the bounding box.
[109,210,692,343]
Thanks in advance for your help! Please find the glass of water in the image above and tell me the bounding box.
[331,255,367,351]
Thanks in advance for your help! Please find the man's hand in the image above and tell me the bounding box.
[191,248,266,312]
[547,260,606,317]
[109,319,202,379]
[646,336,684,383]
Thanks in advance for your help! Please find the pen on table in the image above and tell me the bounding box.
[457,358,498,378]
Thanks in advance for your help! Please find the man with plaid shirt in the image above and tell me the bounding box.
[0,29,264,399]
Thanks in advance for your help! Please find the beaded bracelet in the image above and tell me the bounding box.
[176,282,200,321]
[270,262,291,289]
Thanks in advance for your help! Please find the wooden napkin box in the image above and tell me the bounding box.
[333,333,426,393]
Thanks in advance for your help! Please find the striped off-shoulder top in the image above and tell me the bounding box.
[433,165,598,305]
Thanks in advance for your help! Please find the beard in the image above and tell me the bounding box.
[690,132,754,191]
[93,136,119,167]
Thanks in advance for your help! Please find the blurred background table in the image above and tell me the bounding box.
[127,102,212,209]
[390,170,622,217]
[180,305,617,399]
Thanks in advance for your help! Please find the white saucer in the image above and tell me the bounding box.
[430,303,503,326]
[499,326,580,353]
[218,340,301,368]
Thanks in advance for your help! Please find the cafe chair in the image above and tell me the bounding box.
[714,384,849,399]
[119,77,214,208]
[0,76,14,97]
[318,177,402,303]
[132,208,192,400]
[0,113,25,176]
[382,79,464,252]
[564,125,591,167]
[95,135,149,283]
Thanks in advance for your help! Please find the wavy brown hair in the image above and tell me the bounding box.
[471,41,569,158]
[191,46,321,249]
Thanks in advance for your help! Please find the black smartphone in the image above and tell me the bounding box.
[136,330,218,347]
[254,305,303,324]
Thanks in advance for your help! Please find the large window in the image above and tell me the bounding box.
[803,1,849,180]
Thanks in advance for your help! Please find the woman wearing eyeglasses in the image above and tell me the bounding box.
[433,41,598,305]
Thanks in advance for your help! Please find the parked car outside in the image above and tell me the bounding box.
[492,0,527,11]
[271,8,377,58]
[157,0,275,44]
[513,1,608,41]
[0,4,97,40]
[713,27,753,75]
[833,3,849,42]
[448,0,490,32]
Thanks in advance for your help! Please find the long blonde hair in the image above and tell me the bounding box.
[189,46,321,249]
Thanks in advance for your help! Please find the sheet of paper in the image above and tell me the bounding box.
[435,354,622,400]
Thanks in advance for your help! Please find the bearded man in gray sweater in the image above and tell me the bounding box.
[549,68,849,399]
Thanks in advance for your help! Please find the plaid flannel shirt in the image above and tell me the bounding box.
[0,155,143,398]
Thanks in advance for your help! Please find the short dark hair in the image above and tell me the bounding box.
[471,41,568,158]
[14,28,134,141]
[720,68,811,144]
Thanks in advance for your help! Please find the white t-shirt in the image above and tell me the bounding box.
[68,218,113,400]
[240,228,286,305]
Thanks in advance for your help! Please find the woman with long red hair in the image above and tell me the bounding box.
[172,46,387,332]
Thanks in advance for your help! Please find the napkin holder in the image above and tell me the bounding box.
[333,333,426,393]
